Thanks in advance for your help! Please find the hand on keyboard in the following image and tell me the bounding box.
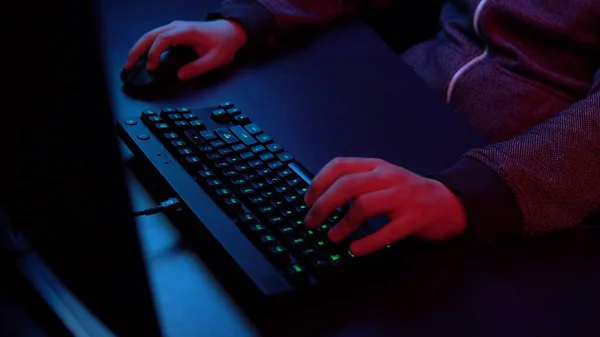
[124,19,247,80]
[303,157,467,256]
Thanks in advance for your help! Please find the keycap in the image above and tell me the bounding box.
[223,197,243,215]
[230,125,257,146]
[256,133,272,143]
[244,123,262,135]
[233,114,250,125]
[211,108,229,123]
[283,264,309,285]
[199,130,217,141]
[219,101,234,109]
[266,143,282,153]
[267,245,290,267]
[226,108,242,116]
[277,152,294,163]
[215,128,239,144]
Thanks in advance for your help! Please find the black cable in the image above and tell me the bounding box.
[132,197,181,217]
[1,198,181,258]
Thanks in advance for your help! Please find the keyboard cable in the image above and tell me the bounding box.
[132,197,181,217]
[1,197,182,258]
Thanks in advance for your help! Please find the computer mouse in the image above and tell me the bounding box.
[120,46,198,87]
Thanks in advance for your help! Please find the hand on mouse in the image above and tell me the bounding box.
[303,157,467,256]
[123,19,247,80]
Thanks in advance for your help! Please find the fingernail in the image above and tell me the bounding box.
[304,212,314,228]
[349,242,361,255]
[327,227,343,242]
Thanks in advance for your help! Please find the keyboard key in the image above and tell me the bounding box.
[231,144,247,152]
[247,223,267,234]
[266,177,282,185]
[184,130,205,145]
[240,151,255,160]
[164,132,178,140]
[198,170,215,178]
[222,169,237,177]
[266,143,282,153]
[198,145,214,152]
[244,123,262,135]
[260,234,277,245]
[258,204,276,214]
[174,120,190,129]
[215,187,232,197]
[219,101,234,109]
[184,156,202,167]
[268,161,283,170]
[256,133,272,144]
[284,194,299,203]
[233,114,250,125]
[251,144,267,154]
[215,128,239,144]
[250,196,266,204]
[277,168,293,178]
[181,112,197,120]
[230,126,257,146]
[231,178,247,185]
[226,108,242,116]
[248,160,263,168]
[277,152,294,163]
[243,172,259,180]
[206,153,221,160]
[148,115,161,122]
[178,148,194,156]
[218,148,234,156]
[207,178,223,187]
[170,139,186,147]
[141,109,158,119]
[237,213,257,224]
[251,181,267,190]
[223,197,243,215]
[200,130,217,141]
[210,140,226,148]
[267,245,290,267]
[283,264,309,285]
[226,156,242,164]
[259,152,275,161]
[161,107,177,114]
[257,168,272,176]
[189,120,206,129]
[215,161,230,169]
[211,108,228,123]
[287,178,302,187]
[240,187,255,195]
[154,122,169,131]
[234,164,250,172]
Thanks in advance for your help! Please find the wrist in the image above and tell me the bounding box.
[419,179,468,241]
[223,19,248,48]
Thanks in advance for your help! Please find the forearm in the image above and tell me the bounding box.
[433,70,600,244]
[207,0,390,45]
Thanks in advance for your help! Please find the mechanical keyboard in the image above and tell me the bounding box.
[117,102,397,302]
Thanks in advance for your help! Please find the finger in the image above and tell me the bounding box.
[304,171,390,229]
[305,157,382,206]
[328,188,404,242]
[124,25,175,69]
[146,30,186,70]
[349,216,416,256]
[177,50,220,80]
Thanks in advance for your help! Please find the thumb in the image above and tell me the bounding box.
[177,50,220,80]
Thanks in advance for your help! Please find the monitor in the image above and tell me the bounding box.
[4,0,162,336]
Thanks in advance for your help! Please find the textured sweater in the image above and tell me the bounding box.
[208,0,600,244]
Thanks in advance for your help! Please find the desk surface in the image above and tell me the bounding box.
[95,1,600,336]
